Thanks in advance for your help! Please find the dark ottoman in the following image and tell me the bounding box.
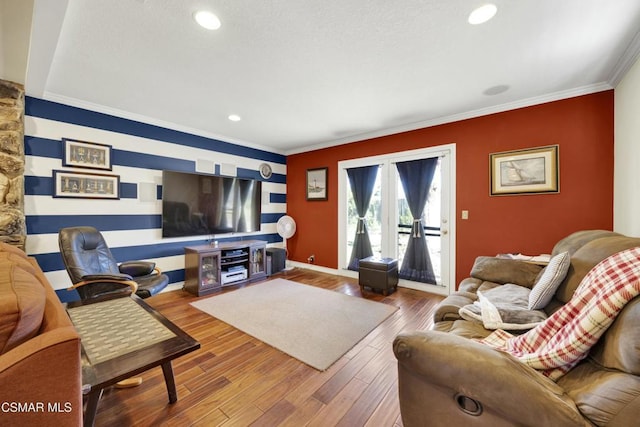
[359,256,399,295]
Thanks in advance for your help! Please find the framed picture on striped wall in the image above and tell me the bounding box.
[62,138,113,170]
[53,170,120,199]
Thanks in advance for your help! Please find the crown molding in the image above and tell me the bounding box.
[285,82,613,155]
[38,92,288,156]
[608,30,640,87]
[38,82,614,158]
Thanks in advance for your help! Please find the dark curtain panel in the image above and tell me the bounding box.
[396,158,438,283]
[347,165,379,271]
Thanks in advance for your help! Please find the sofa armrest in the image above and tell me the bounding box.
[393,331,588,427]
[0,327,82,426]
[471,256,543,288]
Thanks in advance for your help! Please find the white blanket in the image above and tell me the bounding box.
[458,284,547,330]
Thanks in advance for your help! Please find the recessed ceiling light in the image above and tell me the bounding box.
[468,4,497,25]
[194,10,221,30]
[228,114,241,122]
[483,84,510,96]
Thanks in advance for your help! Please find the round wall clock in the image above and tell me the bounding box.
[259,163,272,179]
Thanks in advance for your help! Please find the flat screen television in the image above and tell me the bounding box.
[162,170,262,238]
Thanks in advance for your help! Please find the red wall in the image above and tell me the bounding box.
[286,91,614,287]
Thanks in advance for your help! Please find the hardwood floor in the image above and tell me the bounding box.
[93,269,444,426]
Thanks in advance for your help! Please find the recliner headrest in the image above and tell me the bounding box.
[77,227,102,251]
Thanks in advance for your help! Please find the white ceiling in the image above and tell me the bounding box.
[26,0,640,155]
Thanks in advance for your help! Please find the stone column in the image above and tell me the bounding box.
[0,80,26,250]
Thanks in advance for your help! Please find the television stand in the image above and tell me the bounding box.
[183,240,267,296]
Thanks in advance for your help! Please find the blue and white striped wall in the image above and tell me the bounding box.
[23,97,287,300]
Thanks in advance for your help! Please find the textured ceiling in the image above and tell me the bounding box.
[26,0,640,154]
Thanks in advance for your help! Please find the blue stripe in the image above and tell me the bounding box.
[262,213,286,223]
[269,173,286,184]
[55,289,80,303]
[27,211,282,235]
[166,269,185,285]
[26,175,138,199]
[25,175,51,196]
[120,182,137,199]
[237,167,287,184]
[113,150,195,171]
[25,136,61,158]
[34,233,282,272]
[38,252,69,273]
[26,97,286,164]
[270,193,287,203]
[26,214,162,234]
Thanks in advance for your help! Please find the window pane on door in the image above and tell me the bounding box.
[396,158,442,285]
[346,167,382,266]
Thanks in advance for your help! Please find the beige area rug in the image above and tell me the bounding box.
[190,278,398,371]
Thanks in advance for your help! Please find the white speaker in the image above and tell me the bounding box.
[139,182,157,202]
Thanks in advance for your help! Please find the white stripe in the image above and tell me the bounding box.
[25,116,287,173]
[44,270,73,291]
[261,203,287,214]
[26,226,280,255]
[25,195,163,215]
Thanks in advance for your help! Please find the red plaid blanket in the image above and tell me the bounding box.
[480,246,640,380]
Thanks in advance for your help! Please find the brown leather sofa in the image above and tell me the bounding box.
[0,243,82,426]
[393,230,640,427]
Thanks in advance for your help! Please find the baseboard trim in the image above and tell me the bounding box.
[287,262,449,296]
[287,261,339,275]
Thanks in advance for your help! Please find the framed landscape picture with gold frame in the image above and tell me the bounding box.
[490,145,559,195]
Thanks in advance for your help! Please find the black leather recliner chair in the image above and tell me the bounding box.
[58,226,169,300]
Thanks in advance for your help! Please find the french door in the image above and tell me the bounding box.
[338,144,455,296]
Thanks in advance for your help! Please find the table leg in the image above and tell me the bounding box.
[83,388,103,427]
[161,361,178,403]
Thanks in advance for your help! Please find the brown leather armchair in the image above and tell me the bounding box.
[394,230,640,426]
[58,226,169,300]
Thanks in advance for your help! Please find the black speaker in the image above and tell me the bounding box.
[267,248,286,274]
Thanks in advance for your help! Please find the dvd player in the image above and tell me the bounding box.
[221,268,248,285]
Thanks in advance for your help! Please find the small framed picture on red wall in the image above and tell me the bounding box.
[306,167,328,201]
